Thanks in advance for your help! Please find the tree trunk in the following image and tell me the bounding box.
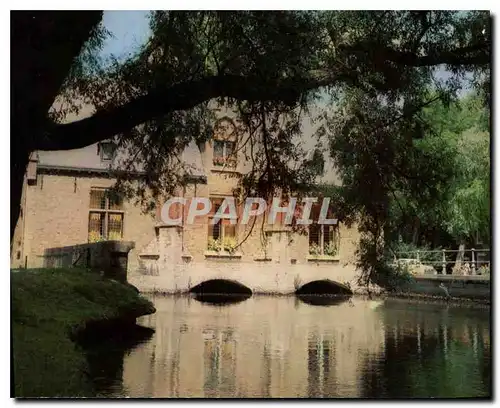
[411,217,420,245]
[11,142,29,244]
[10,12,101,245]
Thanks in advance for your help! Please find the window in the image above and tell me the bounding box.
[88,188,124,242]
[213,140,236,168]
[309,224,339,256]
[98,141,116,162]
[207,197,237,252]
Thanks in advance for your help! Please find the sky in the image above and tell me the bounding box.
[100,11,152,61]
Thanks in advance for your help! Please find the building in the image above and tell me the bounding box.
[10,103,363,292]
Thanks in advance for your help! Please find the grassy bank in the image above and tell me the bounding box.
[11,268,155,398]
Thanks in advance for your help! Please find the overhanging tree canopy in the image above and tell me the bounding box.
[11,11,491,283]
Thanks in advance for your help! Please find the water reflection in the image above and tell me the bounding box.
[360,299,491,398]
[297,294,352,307]
[193,293,252,306]
[81,324,154,396]
[94,296,490,398]
[203,328,237,397]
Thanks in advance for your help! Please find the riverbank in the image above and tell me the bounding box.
[11,268,156,398]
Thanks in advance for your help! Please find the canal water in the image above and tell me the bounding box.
[91,295,491,398]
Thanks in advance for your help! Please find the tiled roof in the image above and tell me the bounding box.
[35,139,206,180]
[35,98,339,185]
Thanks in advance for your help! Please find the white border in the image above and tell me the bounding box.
[2,5,498,406]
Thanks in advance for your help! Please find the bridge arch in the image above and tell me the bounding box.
[295,279,353,296]
[189,279,253,295]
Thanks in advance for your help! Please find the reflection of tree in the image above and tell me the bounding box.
[203,329,237,397]
[82,325,154,397]
[360,307,491,398]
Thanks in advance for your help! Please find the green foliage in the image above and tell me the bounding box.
[478,265,490,276]
[388,94,490,247]
[308,243,321,255]
[222,237,238,254]
[389,241,443,265]
[54,11,490,287]
[324,240,339,257]
[11,268,154,397]
[207,238,222,252]
[50,20,111,124]
[445,128,490,243]
[322,88,489,286]
[356,231,413,291]
[61,11,490,214]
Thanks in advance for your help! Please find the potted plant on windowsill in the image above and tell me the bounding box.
[223,237,238,255]
[207,238,222,252]
[212,156,237,168]
[324,241,338,257]
[88,231,105,243]
[108,231,123,241]
[308,243,321,256]
[213,157,226,167]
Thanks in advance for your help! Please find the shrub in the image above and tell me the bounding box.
[478,264,490,275]
[390,241,443,265]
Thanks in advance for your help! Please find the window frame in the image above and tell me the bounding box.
[308,223,340,257]
[98,141,116,162]
[213,140,237,167]
[88,188,125,242]
[207,197,238,251]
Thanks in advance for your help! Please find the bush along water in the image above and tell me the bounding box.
[11,268,155,397]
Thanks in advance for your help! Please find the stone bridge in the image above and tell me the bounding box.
[128,226,363,295]
[129,259,360,295]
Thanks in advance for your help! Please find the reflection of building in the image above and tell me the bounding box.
[307,333,334,397]
[118,297,490,398]
[121,297,387,397]
[203,329,237,397]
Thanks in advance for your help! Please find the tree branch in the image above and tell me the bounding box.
[37,37,490,152]
[38,73,334,151]
[343,41,490,67]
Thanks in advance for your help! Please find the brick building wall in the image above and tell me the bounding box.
[13,170,157,270]
[10,109,362,279]
[11,160,362,277]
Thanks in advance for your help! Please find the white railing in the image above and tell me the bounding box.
[393,248,490,276]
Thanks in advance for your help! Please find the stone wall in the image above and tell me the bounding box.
[17,172,156,270]
[43,240,135,282]
[130,260,362,294]
[131,225,365,294]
